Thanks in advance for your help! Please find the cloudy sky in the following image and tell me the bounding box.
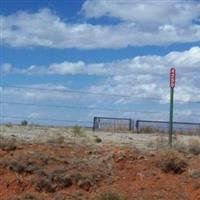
[0,0,200,126]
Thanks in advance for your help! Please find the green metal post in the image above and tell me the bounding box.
[169,87,174,147]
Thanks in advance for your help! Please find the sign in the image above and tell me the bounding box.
[169,67,176,147]
[170,68,176,88]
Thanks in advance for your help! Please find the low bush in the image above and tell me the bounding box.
[188,168,200,179]
[77,178,92,191]
[173,141,188,153]
[51,169,72,189]
[34,177,55,193]
[4,123,13,128]
[157,149,187,174]
[34,169,73,192]
[11,193,44,200]
[95,137,102,143]
[31,152,56,165]
[72,125,85,137]
[140,126,154,133]
[188,139,200,155]
[47,135,65,144]
[56,135,65,144]
[0,137,17,151]
[1,159,26,173]
[0,157,40,174]
[52,192,85,200]
[154,136,168,150]
[98,192,126,200]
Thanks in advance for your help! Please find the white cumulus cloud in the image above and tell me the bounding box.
[1,2,200,49]
[82,0,200,26]
[2,46,200,103]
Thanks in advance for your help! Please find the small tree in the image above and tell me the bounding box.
[21,120,28,126]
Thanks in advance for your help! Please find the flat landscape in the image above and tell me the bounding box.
[0,125,200,200]
[2,0,200,199]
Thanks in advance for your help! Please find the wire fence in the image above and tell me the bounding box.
[1,84,200,104]
[92,117,200,135]
[0,84,200,135]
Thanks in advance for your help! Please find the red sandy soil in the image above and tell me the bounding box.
[0,143,199,200]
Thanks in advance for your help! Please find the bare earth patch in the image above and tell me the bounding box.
[0,125,200,200]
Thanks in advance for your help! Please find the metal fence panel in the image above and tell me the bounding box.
[93,116,134,132]
[136,120,200,134]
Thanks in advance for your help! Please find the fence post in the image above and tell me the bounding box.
[93,117,97,131]
[136,120,139,133]
[129,119,132,131]
[131,120,134,133]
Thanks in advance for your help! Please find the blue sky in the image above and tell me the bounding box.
[0,0,200,126]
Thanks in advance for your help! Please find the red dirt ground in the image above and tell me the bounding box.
[0,143,200,200]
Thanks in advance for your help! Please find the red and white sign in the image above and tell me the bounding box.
[170,68,176,88]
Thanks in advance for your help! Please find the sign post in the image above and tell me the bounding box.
[169,68,176,147]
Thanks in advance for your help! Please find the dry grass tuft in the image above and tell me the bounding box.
[188,168,200,179]
[50,169,73,189]
[34,177,55,193]
[52,192,85,200]
[0,136,17,151]
[188,139,200,155]
[0,158,40,174]
[156,149,187,174]
[173,141,188,153]
[140,126,154,133]
[72,125,85,137]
